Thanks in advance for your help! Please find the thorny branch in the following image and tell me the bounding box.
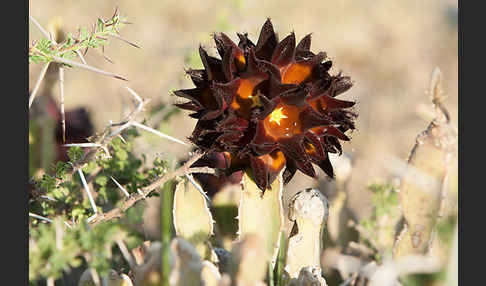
[59,87,149,183]
[29,10,131,103]
[88,151,214,226]
[29,62,50,109]
[29,11,132,146]
[32,85,215,227]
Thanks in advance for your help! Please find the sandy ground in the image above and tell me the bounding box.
[29,0,458,225]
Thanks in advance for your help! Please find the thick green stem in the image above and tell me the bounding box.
[161,180,174,286]
[276,231,287,286]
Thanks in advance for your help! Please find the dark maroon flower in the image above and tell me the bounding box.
[175,19,357,191]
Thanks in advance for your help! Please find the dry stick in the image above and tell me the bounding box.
[59,67,66,143]
[109,33,141,49]
[29,212,53,223]
[88,152,211,226]
[30,15,93,147]
[116,238,137,270]
[29,62,50,108]
[53,87,201,227]
[63,143,110,158]
[117,86,145,123]
[30,15,70,146]
[29,213,72,228]
[90,269,101,286]
[57,87,181,223]
[75,50,87,65]
[63,143,102,148]
[111,176,130,197]
[29,15,53,43]
[60,165,103,219]
[52,55,128,81]
[29,15,59,110]
[125,86,142,104]
[62,88,147,181]
[131,122,189,146]
[55,220,64,251]
[78,168,99,223]
[117,134,127,144]
[31,14,125,80]
[93,47,115,64]
[82,252,102,286]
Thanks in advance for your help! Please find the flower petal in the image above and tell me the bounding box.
[255,18,278,61]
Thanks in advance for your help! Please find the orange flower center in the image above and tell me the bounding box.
[231,77,264,118]
[268,107,288,125]
[280,62,312,84]
[263,103,302,139]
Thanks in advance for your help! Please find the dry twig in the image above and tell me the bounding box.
[51,55,128,81]
[29,62,50,109]
[59,67,66,142]
[89,151,211,226]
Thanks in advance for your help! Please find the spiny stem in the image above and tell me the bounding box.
[75,50,88,65]
[116,238,137,270]
[77,168,98,221]
[52,55,128,81]
[88,152,207,226]
[29,212,52,223]
[29,15,56,44]
[111,176,130,197]
[59,87,147,181]
[29,62,50,108]
[59,67,66,143]
[109,33,141,49]
[29,213,72,228]
[131,122,188,146]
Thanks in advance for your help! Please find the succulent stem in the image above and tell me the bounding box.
[237,170,284,269]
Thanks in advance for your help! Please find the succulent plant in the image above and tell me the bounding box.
[286,188,329,279]
[172,177,215,260]
[237,170,284,267]
[169,238,205,286]
[175,19,357,191]
[393,68,458,258]
[228,233,268,286]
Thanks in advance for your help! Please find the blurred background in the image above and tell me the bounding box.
[29,0,458,232]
